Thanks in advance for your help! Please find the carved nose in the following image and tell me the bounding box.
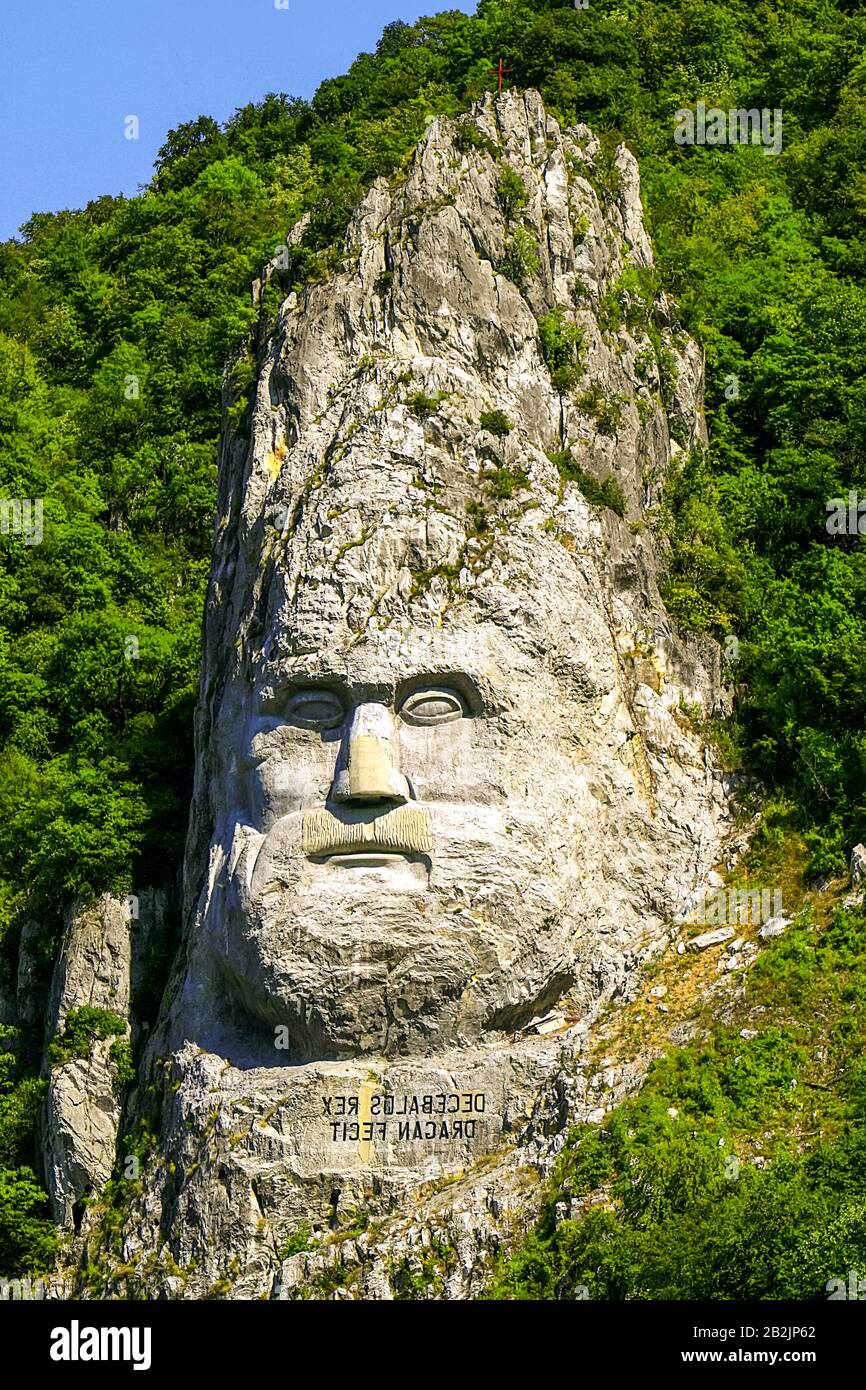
[331,703,410,804]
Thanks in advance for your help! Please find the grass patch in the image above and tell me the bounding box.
[49,1007,127,1068]
[479,408,513,437]
[548,448,625,517]
[537,307,583,394]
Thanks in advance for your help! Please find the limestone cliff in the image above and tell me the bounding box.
[40,890,171,1233]
[68,90,736,1300]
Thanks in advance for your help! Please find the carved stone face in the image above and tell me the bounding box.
[182,90,724,1068]
[195,499,633,1064]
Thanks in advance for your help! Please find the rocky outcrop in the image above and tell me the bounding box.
[74,90,737,1299]
[40,887,176,1231]
[42,896,132,1229]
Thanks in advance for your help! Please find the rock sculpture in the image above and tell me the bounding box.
[88,90,734,1298]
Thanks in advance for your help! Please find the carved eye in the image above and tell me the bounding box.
[284,689,345,730]
[399,687,466,727]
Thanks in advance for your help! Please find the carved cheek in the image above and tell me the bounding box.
[398,721,476,800]
[251,746,333,824]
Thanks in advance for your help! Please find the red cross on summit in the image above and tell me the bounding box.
[489,57,513,91]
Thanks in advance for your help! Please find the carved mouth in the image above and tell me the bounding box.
[302,805,433,859]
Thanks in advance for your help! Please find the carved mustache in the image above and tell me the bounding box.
[302,805,433,858]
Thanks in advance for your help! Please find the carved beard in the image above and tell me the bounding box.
[203,796,580,1063]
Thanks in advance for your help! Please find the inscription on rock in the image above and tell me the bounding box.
[323,1091,487,1142]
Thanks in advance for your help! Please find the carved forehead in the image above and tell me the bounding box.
[258,561,595,686]
[253,622,519,711]
[262,499,598,638]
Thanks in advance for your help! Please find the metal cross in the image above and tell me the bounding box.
[489,57,513,91]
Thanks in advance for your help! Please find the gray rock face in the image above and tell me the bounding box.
[104,91,736,1298]
[45,896,131,1037]
[758,916,790,941]
[687,926,736,952]
[39,887,174,1230]
[42,896,132,1229]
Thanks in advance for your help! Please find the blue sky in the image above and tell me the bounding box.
[0,0,475,241]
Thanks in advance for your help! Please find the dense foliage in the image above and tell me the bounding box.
[1,0,865,1278]
[493,903,866,1300]
[0,1026,55,1271]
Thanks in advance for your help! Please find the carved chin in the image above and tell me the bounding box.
[211,885,575,1062]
